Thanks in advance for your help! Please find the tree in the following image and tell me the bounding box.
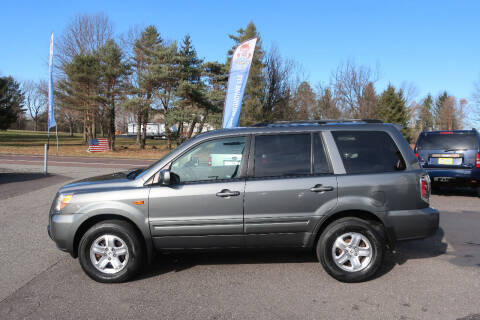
[127,25,163,149]
[97,39,130,150]
[23,80,45,131]
[417,94,434,131]
[378,85,411,140]
[315,87,341,120]
[292,81,316,120]
[57,13,113,67]
[57,54,101,143]
[0,76,24,130]
[56,12,114,142]
[357,82,379,119]
[434,91,449,130]
[228,21,265,125]
[174,35,209,141]
[261,46,295,122]
[202,61,228,128]
[331,60,378,117]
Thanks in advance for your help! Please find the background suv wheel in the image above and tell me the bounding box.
[316,217,385,283]
[78,220,144,283]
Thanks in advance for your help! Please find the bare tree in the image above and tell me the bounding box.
[331,60,379,117]
[400,81,419,107]
[23,80,45,131]
[56,12,113,67]
[261,45,296,121]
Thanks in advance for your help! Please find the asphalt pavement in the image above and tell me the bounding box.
[0,158,479,320]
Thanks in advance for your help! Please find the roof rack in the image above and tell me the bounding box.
[251,119,383,127]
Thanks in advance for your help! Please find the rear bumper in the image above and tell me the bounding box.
[384,206,439,242]
[425,168,480,184]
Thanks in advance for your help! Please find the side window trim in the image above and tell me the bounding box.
[322,131,347,175]
[310,132,314,175]
[314,132,334,175]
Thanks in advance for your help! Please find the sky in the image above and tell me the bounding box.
[1,0,479,123]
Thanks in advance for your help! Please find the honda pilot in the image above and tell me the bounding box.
[48,120,439,283]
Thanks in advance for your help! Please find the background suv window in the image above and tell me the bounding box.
[171,136,246,183]
[332,131,404,174]
[254,134,311,178]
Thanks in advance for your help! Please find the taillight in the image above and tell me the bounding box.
[208,156,212,167]
[476,153,480,168]
[420,175,430,202]
[415,152,418,158]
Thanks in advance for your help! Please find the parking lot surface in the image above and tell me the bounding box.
[0,161,479,320]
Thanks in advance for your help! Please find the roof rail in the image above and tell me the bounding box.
[251,119,383,127]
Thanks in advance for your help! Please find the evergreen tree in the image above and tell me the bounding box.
[97,39,130,150]
[434,91,459,130]
[292,81,316,120]
[418,94,434,131]
[315,88,341,120]
[128,25,163,149]
[202,61,228,128]
[228,21,265,125]
[357,82,378,119]
[378,85,411,140]
[0,76,24,130]
[174,35,209,141]
[57,54,101,143]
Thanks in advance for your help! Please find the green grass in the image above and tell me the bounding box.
[0,130,169,159]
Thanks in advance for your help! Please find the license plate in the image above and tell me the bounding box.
[438,158,453,165]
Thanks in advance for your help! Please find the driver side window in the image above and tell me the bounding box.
[170,136,246,183]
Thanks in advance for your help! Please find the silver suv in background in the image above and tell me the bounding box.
[48,120,439,283]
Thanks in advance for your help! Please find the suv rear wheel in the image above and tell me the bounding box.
[78,220,144,283]
[316,217,385,282]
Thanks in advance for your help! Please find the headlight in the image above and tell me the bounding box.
[55,194,73,211]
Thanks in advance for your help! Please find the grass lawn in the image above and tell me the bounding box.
[0,130,170,159]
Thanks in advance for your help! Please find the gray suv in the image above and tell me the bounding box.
[48,120,439,283]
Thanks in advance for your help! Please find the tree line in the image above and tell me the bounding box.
[1,13,476,147]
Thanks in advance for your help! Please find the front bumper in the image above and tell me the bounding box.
[384,206,439,242]
[48,213,77,254]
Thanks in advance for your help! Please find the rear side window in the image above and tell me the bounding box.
[416,132,478,150]
[332,131,404,174]
[254,134,311,178]
[313,133,330,174]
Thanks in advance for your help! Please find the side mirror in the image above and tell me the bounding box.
[160,169,171,185]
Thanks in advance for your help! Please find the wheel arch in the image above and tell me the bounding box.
[72,214,154,262]
[312,210,393,248]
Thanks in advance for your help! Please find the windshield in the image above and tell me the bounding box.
[416,132,478,150]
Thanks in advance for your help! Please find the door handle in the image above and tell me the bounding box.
[309,184,334,192]
[216,189,241,197]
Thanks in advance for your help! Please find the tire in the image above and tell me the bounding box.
[78,220,144,283]
[316,217,385,283]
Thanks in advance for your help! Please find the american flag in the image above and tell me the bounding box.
[88,138,110,152]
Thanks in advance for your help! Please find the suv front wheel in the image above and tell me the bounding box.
[78,220,144,283]
[317,217,385,282]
